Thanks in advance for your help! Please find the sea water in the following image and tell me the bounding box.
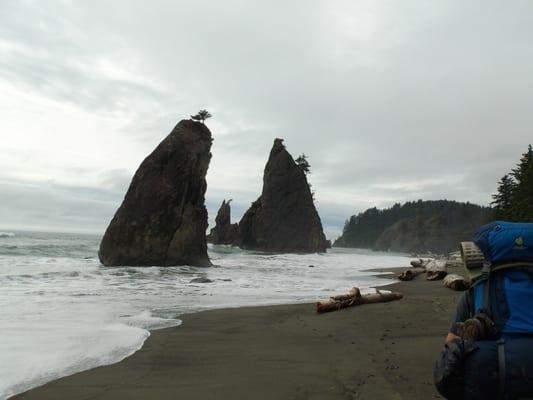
[0,231,408,399]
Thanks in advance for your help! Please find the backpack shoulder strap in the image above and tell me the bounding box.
[479,261,492,315]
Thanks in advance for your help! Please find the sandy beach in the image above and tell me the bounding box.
[13,271,462,400]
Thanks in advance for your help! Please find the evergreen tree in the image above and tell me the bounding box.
[191,109,212,123]
[508,145,533,221]
[511,144,533,183]
[295,154,311,174]
[491,174,516,219]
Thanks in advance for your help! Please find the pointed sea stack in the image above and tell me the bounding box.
[207,199,239,244]
[238,138,328,253]
[99,119,212,267]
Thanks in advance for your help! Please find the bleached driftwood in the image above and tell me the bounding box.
[316,287,403,314]
[426,260,447,281]
[410,258,431,268]
[398,267,426,281]
[443,274,470,291]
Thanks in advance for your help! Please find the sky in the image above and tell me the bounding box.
[1,0,533,239]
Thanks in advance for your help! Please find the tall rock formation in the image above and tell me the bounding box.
[237,138,328,253]
[99,119,212,267]
[207,199,239,244]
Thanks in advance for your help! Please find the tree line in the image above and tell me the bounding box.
[491,145,533,221]
[336,144,533,250]
[335,200,491,249]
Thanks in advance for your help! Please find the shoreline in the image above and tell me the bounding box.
[12,268,462,400]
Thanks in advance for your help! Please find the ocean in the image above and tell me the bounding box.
[0,230,408,399]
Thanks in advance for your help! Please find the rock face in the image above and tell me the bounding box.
[374,215,462,254]
[99,119,212,267]
[237,138,328,253]
[334,200,492,253]
[206,199,239,244]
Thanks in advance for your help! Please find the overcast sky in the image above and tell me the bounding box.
[1,0,533,239]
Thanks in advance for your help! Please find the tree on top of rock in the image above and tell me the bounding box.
[295,153,311,174]
[191,109,212,124]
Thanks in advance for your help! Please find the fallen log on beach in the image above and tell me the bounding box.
[443,274,470,291]
[410,258,431,268]
[316,287,403,314]
[398,267,426,281]
[426,260,447,281]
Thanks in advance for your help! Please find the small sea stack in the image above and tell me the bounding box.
[207,199,239,245]
[99,119,212,267]
[237,138,328,253]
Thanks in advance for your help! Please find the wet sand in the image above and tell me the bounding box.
[13,272,463,400]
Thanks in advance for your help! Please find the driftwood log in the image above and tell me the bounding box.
[443,274,470,291]
[426,260,447,281]
[316,287,403,314]
[410,258,431,268]
[398,267,426,281]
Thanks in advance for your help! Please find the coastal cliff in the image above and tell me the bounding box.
[334,200,492,254]
[99,119,212,267]
[237,139,328,253]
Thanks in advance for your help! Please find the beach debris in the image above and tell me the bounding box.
[316,287,403,314]
[410,258,431,268]
[398,267,426,281]
[190,277,213,284]
[443,274,470,291]
[425,260,447,281]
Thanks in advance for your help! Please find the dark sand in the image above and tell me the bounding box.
[13,271,463,400]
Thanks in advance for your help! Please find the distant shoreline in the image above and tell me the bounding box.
[12,268,461,400]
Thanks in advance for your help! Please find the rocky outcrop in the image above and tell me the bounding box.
[334,200,492,252]
[207,199,239,244]
[374,215,464,254]
[99,119,212,267]
[237,138,328,253]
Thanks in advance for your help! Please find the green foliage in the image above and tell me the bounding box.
[334,200,492,252]
[491,144,533,221]
[191,109,212,123]
[295,153,311,174]
[491,174,516,219]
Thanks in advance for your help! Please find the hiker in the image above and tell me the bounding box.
[434,221,533,400]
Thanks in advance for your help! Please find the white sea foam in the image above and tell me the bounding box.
[0,231,408,399]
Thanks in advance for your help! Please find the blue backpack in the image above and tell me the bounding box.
[472,221,533,334]
[474,221,533,269]
[464,222,533,399]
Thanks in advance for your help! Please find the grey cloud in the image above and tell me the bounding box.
[0,180,118,233]
[2,0,533,236]
[98,169,133,194]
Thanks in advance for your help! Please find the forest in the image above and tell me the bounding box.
[335,145,533,253]
[491,145,533,221]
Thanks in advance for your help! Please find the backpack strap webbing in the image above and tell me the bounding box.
[497,339,506,399]
[481,261,492,315]
[483,276,491,315]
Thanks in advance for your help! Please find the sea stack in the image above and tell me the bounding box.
[207,199,239,245]
[99,119,212,267]
[238,138,328,253]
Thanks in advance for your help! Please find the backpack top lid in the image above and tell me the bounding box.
[473,221,533,267]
